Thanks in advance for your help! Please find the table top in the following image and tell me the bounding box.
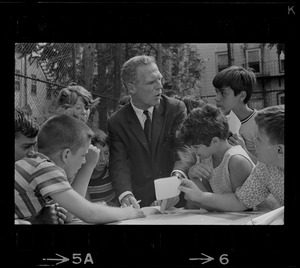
[69,207,277,225]
[108,208,269,225]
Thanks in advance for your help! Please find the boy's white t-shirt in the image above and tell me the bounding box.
[239,109,258,158]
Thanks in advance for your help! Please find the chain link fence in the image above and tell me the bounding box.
[14,43,119,128]
[14,43,284,129]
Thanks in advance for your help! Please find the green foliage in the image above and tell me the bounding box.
[168,44,205,96]
[15,43,206,99]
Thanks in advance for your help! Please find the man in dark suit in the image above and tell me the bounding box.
[108,55,187,208]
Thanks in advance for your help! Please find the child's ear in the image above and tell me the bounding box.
[211,137,219,146]
[239,91,247,102]
[61,148,71,164]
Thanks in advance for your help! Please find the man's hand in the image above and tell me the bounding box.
[120,194,140,209]
[188,163,213,181]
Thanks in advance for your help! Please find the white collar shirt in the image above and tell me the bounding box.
[131,101,154,129]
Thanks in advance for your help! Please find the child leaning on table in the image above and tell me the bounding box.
[15,114,145,224]
[179,105,284,212]
[86,129,119,206]
[177,103,254,211]
[173,66,258,182]
[55,84,103,221]
[14,108,66,225]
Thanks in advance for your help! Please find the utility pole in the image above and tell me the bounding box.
[24,55,28,107]
[72,43,76,83]
[227,43,232,66]
[156,43,162,71]
[114,43,122,102]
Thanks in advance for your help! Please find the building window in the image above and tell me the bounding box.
[216,52,229,73]
[246,49,261,73]
[46,84,52,100]
[15,70,21,91]
[31,74,37,95]
[279,51,285,73]
[277,92,285,105]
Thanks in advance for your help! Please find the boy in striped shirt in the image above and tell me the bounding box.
[15,114,145,224]
[15,108,66,224]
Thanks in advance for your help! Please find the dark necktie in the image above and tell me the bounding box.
[143,110,152,144]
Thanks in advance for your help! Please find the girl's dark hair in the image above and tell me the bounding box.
[181,95,207,115]
[179,103,229,146]
[91,129,109,147]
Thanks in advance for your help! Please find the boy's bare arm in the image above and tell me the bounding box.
[51,189,144,224]
[71,144,100,197]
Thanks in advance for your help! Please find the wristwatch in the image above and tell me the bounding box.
[171,170,186,180]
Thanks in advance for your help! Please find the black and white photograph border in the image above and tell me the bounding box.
[2,1,296,268]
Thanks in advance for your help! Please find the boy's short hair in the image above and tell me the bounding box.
[121,55,156,89]
[212,66,257,104]
[56,85,100,109]
[179,103,229,146]
[255,105,284,145]
[15,107,39,138]
[91,129,109,147]
[37,114,94,156]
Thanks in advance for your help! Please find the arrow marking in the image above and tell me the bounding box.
[189,253,214,264]
[43,253,69,265]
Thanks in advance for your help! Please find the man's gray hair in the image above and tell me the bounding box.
[121,55,156,89]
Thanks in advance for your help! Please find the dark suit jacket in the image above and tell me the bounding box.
[108,95,187,207]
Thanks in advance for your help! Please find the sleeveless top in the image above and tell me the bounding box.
[205,145,254,194]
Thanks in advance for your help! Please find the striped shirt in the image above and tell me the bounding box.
[15,152,72,220]
[87,165,117,203]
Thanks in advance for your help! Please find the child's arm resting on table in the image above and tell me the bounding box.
[50,189,145,224]
[178,178,248,212]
